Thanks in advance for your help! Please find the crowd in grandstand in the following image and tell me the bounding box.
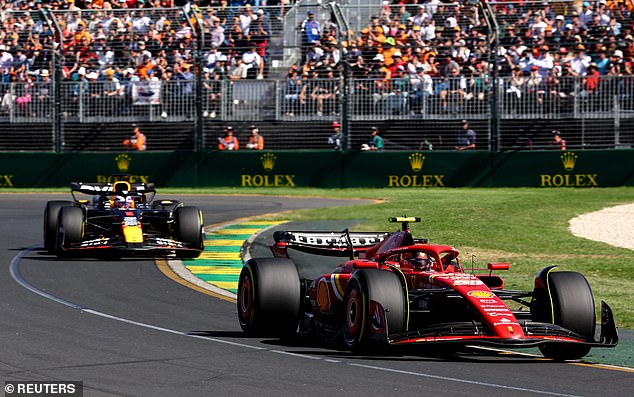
[0,0,278,117]
[286,0,634,115]
[1,0,634,118]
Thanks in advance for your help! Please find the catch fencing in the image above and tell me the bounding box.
[0,1,632,152]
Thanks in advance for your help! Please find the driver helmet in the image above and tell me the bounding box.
[409,251,431,269]
[113,195,126,208]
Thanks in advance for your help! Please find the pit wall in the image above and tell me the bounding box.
[1,150,632,188]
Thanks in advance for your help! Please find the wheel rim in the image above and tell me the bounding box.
[238,275,253,326]
[346,288,362,340]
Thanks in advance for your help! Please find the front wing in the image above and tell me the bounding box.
[388,301,618,350]
[60,235,201,256]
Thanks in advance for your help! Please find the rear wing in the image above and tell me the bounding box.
[70,182,157,202]
[272,230,391,258]
[70,182,156,195]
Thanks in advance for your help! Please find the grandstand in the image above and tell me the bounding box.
[0,0,632,152]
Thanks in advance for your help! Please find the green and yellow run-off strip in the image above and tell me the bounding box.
[183,221,286,294]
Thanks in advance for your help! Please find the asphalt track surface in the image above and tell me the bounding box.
[1,194,632,397]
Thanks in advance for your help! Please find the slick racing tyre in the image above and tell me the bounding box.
[237,258,301,338]
[343,269,407,352]
[55,206,84,257]
[174,206,204,258]
[44,200,74,253]
[533,270,595,360]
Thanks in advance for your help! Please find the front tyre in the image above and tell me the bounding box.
[533,270,595,360]
[44,200,73,253]
[237,258,301,338]
[343,269,407,352]
[174,206,204,258]
[55,206,84,257]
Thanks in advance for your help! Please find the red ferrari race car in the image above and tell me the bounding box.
[237,217,618,360]
[43,179,204,258]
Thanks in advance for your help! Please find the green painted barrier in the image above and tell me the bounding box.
[0,150,632,188]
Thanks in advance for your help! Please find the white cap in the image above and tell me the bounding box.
[614,49,623,58]
[78,67,86,75]
[373,53,384,61]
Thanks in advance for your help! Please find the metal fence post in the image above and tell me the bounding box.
[43,9,62,153]
[482,0,500,152]
[329,2,351,151]
[187,4,205,153]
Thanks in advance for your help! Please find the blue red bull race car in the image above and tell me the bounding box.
[43,179,204,258]
[237,217,618,360]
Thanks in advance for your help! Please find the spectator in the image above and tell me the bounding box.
[570,45,591,76]
[228,57,248,80]
[455,119,476,150]
[311,67,338,116]
[526,65,545,106]
[35,69,52,116]
[299,10,321,61]
[238,5,256,36]
[328,120,343,150]
[363,126,384,151]
[242,46,263,79]
[174,62,195,117]
[123,124,146,151]
[103,69,124,116]
[409,66,433,114]
[440,65,467,113]
[0,45,14,73]
[245,125,264,150]
[283,66,302,116]
[86,71,102,117]
[549,129,566,150]
[218,126,239,150]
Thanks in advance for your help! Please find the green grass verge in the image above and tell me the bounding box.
[10,186,634,329]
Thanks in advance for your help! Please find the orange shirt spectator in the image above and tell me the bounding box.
[74,22,91,45]
[246,126,264,150]
[381,37,397,66]
[123,126,146,151]
[218,127,239,150]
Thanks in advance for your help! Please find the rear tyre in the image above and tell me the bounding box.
[55,206,84,257]
[174,206,204,258]
[343,269,407,352]
[237,258,301,338]
[534,271,595,360]
[43,200,73,253]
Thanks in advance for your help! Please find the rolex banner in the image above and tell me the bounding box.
[0,150,632,188]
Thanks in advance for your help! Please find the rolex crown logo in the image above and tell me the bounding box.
[408,153,426,172]
[260,153,277,172]
[560,152,578,171]
[115,154,132,172]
